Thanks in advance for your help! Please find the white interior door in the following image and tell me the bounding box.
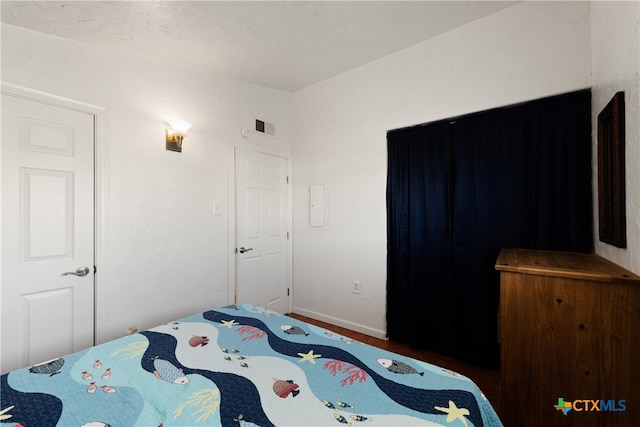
[1,93,95,373]
[235,147,290,314]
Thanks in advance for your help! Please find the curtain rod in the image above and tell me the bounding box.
[387,88,591,136]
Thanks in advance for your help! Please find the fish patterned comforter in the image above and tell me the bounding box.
[1,305,503,427]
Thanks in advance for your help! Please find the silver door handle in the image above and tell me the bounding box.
[61,266,91,277]
[239,247,253,254]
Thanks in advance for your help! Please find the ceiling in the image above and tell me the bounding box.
[1,1,518,92]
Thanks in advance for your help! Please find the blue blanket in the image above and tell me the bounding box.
[1,304,503,426]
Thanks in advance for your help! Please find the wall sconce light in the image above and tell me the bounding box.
[166,119,192,152]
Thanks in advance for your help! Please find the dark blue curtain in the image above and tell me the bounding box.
[386,122,457,355]
[386,90,593,369]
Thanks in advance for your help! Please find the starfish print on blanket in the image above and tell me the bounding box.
[434,400,470,427]
[297,350,322,364]
[220,319,239,328]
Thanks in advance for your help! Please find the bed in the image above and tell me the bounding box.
[1,304,503,426]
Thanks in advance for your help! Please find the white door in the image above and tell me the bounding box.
[235,147,290,314]
[1,93,95,374]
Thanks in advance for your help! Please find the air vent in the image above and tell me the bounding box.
[255,119,276,137]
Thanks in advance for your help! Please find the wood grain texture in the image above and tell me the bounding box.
[496,248,639,426]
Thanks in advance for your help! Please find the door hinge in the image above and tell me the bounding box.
[93,266,97,274]
[287,288,290,296]
[286,176,289,184]
[287,232,289,240]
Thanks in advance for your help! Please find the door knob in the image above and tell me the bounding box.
[61,266,91,277]
[239,247,254,254]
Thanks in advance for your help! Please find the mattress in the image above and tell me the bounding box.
[1,304,503,426]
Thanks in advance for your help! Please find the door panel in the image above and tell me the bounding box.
[235,148,289,314]
[1,94,95,373]
[25,287,74,364]
[23,168,74,260]
[263,251,284,305]
[21,116,75,155]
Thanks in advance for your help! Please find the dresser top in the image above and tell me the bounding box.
[495,248,640,284]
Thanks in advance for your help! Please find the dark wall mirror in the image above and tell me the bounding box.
[597,91,626,248]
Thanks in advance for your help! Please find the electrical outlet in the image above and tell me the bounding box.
[352,280,361,294]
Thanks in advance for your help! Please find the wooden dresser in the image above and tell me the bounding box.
[495,248,640,427]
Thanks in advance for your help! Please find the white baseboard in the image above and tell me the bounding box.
[291,306,387,340]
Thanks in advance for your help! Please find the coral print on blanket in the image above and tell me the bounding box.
[0,303,503,426]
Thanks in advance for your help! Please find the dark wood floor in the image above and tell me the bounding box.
[287,312,500,412]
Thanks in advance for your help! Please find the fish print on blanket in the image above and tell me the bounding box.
[152,357,189,384]
[29,358,65,376]
[272,378,300,398]
[0,306,500,427]
[334,413,352,425]
[189,335,210,347]
[377,358,425,376]
[322,399,337,410]
[281,325,310,336]
[350,414,372,422]
[336,401,354,409]
[321,399,371,425]
[101,368,112,380]
[202,309,485,427]
[140,330,276,427]
[100,384,117,393]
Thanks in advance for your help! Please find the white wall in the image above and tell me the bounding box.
[3,1,637,346]
[1,24,292,342]
[591,1,640,275]
[291,1,595,337]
